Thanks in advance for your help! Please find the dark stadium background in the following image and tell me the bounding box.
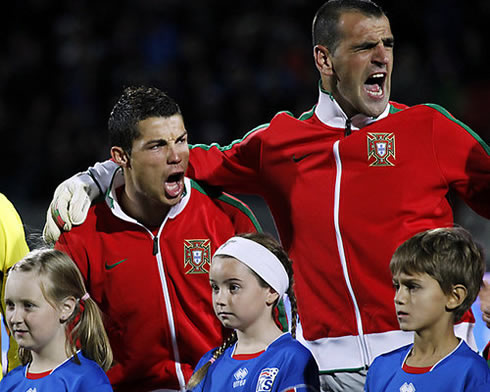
[0,0,489,353]
[1,0,488,257]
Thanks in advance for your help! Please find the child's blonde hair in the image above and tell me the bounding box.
[186,232,297,390]
[9,248,113,371]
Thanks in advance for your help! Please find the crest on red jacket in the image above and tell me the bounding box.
[184,239,211,274]
[367,132,395,166]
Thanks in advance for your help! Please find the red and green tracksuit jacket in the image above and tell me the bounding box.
[187,87,490,373]
[56,173,261,391]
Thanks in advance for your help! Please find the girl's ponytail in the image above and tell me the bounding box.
[67,294,113,371]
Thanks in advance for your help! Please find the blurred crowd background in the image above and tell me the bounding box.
[1,0,489,266]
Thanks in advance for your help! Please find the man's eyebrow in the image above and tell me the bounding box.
[383,37,395,46]
[352,37,394,50]
[146,131,187,145]
[177,131,188,139]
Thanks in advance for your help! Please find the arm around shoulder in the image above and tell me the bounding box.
[43,159,118,243]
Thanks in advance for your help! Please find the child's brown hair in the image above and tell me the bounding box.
[186,232,297,390]
[390,227,485,321]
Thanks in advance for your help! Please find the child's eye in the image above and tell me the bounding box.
[392,282,399,290]
[229,284,240,293]
[5,301,14,310]
[210,283,219,293]
[23,302,34,310]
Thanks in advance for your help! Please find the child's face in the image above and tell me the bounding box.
[392,271,453,334]
[5,270,67,357]
[209,256,277,333]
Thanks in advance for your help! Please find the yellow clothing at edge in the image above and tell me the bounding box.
[0,193,29,377]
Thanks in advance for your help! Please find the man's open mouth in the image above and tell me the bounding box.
[164,172,184,198]
[364,73,386,97]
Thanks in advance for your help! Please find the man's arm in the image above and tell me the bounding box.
[187,124,267,194]
[431,106,490,218]
[43,160,118,243]
[44,123,268,242]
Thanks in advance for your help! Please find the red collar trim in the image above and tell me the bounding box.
[27,369,52,379]
[232,350,265,360]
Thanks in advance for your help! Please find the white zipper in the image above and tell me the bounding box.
[146,220,187,391]
[107,172,189,390]
[333,140,369,367]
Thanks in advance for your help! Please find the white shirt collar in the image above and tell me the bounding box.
[314,85,390,131]
[106,168,191,224]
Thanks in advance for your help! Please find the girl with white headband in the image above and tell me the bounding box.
[187,233,319,391]
[1,248,113,391]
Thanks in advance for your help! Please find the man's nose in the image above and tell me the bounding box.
[167,144,183,164]
[372,43,390,66]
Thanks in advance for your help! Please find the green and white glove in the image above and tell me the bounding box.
[43,173,99,244]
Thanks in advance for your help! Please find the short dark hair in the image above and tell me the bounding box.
[390,227,485,322]
[108,86,181,154]
[312,0,385,54]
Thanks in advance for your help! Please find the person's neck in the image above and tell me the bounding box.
[321,80,357,119]
[407,324,459,367]
[234,319,283,355]
[29,347,71,373]
[120,187,169,228]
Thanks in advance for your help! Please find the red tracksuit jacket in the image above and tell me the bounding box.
[187,87,490,372]
[56,174,260,391]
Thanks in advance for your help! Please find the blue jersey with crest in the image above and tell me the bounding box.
[189,333,319,392]
[0,351,112,392]
[365,340,490,392]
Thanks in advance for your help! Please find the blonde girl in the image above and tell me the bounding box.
[187,233,319,391]
[1,248,113,391]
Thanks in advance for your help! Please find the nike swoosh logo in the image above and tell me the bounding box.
[292,153,311,163]
[105,258,128,270]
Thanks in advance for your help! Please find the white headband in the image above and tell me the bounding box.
[213,237,289,298]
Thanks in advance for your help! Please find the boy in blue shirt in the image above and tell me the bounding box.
[365,227,490,391]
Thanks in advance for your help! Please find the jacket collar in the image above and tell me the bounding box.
[105,167,191,224]
[314,84,390,131]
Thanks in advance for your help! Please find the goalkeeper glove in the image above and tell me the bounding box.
[43,173,99,243]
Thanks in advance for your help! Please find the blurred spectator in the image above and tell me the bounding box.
[1,1,488,263]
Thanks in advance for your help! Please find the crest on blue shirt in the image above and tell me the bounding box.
[256,367,279,391]
[400,382,416,392]
[184,239,211,274]
[367,132,395,166]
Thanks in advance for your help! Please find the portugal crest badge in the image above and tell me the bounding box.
[367,132,395,166]
[184,239,211,274]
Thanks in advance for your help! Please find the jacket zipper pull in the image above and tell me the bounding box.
[153,236,159,255]
[345,118,352,137]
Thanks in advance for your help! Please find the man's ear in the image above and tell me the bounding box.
[313,44,335,76]
[111,146,130,168]
[59,296,77,323]
[446,284,467,312]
